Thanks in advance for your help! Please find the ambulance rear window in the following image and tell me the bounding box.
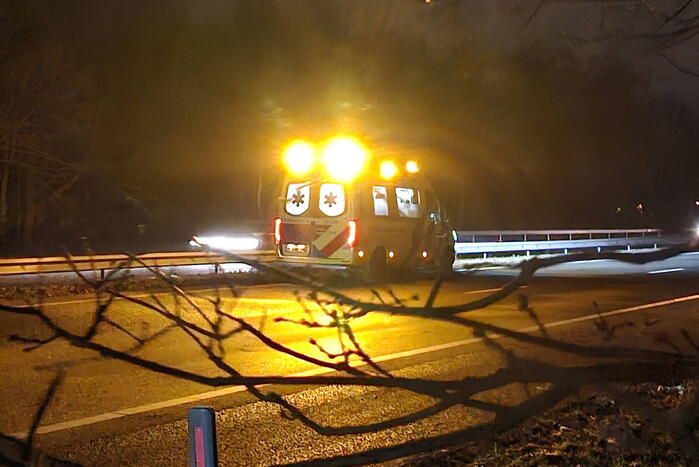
[372,186,389,216]
[319,183,345,216]
[285,183,310,216]
[396,187,420,218]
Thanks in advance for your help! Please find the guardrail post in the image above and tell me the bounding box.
[214,263,220,275]
[188,406,218,467]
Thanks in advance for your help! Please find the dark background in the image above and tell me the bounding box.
[1,0,697,255]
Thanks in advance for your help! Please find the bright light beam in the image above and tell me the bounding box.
[283,140,315,176]
[321,136,368,182]
[191,235,259,251]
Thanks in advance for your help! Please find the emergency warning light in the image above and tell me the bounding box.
[405,160,419,173]
[282,135,421,182]
[282,140,315,176]
[379,160,398,180]
[321,136,368,182]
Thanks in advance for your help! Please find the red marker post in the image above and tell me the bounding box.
[188,406,218,467]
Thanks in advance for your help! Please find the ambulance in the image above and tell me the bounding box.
[274,136,455,281]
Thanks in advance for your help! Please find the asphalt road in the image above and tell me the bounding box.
[2,257,699,465]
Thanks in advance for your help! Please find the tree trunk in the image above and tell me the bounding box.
[22,170,37,250]
[0,160,9,236]
[257,166,264,217]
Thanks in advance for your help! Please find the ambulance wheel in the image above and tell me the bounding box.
[436,247,455,276]
[362,247,389,283]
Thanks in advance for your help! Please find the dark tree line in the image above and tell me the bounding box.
[0,0,698,250]
[0,1,108,252]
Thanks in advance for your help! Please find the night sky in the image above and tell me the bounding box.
[4,1,698,251]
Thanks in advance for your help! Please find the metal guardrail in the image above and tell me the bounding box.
[0,250,276,277]
[456,229,660,242]
[0,229,687,277]
[454,229,681,257]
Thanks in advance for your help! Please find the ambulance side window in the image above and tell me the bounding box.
[372,186,389,216]
[285,183,310,216]
[395,187,420,218]
[319,183,345,217]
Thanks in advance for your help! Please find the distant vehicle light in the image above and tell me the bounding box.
[379,160,398,180]
[357,249,365,258]
[192,235,259,251]
[421,250,428,259]
[405,160,419,174]
[274,218,282,245]
[283,140,315,176]
[321,136,368,182]
[347,219,357,247]
[388,250,395,259]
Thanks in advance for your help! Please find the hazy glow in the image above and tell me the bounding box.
[283,140,315,176]
[321,137,367,181]
[405,160,419,173]
[379,160,398,180]
[191,235,259,250]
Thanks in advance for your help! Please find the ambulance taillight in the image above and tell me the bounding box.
[274,217,282,245]
[347,220,357,247]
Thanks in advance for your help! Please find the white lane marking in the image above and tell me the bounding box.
[13,291,699,438]
[462,285,527,295]
[21,287,507,318]
[516,293,699,333]
[16,283,300,308]
[647,268,684,275]
[15,288,220,308]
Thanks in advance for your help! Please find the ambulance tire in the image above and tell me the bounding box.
[362,247,390,284]
[436,246,455,276]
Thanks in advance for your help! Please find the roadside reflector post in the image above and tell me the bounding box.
[188,406,218,467]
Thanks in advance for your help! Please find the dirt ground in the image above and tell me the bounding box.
[401,381,697,466]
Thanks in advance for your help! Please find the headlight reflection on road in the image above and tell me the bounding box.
[191,235,259,251]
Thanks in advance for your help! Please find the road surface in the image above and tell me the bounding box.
[1,256,698,465]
